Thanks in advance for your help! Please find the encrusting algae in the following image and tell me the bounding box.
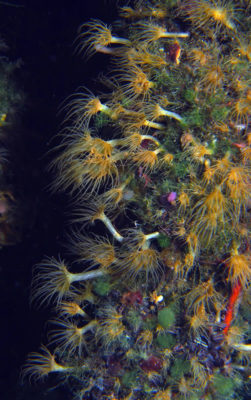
[23,1,251,399]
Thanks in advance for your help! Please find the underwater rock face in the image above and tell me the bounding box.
[23,1,251,399]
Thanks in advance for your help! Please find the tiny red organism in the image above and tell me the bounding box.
[140,355,163,372]
[223,280,242,334]
[231,142,247,149]
[122,290,143,306]
[168,42,181,64]
[141,139,152,148]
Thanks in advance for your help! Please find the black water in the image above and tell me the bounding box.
[0,1,117,399]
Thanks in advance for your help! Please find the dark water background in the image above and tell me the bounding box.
[0,1,117,399]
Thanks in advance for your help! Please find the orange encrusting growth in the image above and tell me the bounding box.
[223,280,242,334]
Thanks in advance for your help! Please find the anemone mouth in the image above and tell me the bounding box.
[180,0,237,32]
[31,257,72,308]
[115,244,161,283]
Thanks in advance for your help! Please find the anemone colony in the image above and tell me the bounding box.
[24,1,251,399]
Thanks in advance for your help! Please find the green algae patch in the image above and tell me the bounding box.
[156,333,176,349]
[158,307,176,328]
[122,370,138,388]
[93,276,111,296]
[212,374,235,396]
[170,358,190,380]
